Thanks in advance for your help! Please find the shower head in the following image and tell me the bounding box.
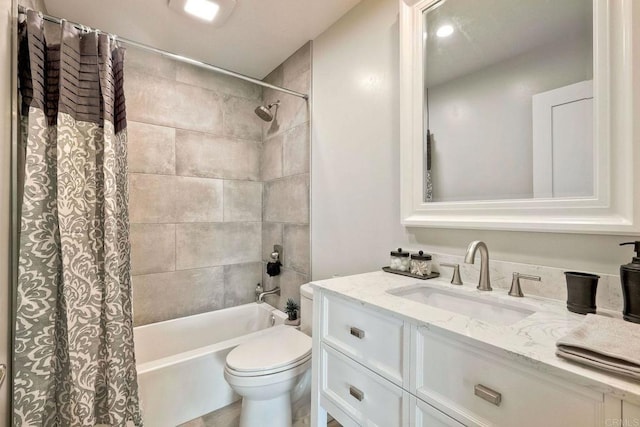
[254,101,280,122]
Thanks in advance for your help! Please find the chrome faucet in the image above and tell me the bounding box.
[464,241,492,291]
[257,287,280,303]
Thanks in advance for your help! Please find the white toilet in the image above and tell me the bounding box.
[224,285,314,427]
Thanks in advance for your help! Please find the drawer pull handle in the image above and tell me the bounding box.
[474,384,502,406]
[349,385,364,401]
[350,327,365,339]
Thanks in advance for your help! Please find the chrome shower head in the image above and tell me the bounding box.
[254,100,280,122]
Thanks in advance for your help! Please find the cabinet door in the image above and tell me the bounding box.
[412,327,605,427]
[411,396,464,427]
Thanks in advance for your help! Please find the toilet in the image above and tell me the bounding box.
[224,284,314,427]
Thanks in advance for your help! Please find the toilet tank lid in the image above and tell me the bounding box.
[226,327,311,372]
[300,283,313,299]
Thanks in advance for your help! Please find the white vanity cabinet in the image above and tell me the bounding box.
[313,290,609,427]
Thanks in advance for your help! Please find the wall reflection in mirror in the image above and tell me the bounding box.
[423,0,593,203]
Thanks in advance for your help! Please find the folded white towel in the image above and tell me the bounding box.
[556,314,640,381]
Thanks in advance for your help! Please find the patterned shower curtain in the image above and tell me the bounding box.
[13,10,142,427]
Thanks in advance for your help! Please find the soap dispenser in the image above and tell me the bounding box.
[619,241,640,323]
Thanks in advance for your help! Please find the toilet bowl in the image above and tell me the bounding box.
[224,326,312,427]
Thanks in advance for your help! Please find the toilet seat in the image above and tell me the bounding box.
[226,327,312,376]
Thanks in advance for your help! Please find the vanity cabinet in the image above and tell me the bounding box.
[313,291,608,427]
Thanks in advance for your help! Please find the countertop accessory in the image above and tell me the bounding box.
[410,250,432,276]
[565,271,600,315]
[440,262,463,285]
[556,314,640,380]
[619,241,640,323]
[509,272,541,297]
[390,248,411,272]
[464,240,492,291]
[382,266,440,280]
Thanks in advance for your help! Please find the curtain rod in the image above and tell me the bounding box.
[17,5,309,100]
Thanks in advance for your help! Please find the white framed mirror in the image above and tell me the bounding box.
[399,0,640,234]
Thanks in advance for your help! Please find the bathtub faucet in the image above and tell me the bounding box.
[257,287,280,303]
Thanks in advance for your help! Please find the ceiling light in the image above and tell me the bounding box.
[183,0,220,22]
[436,24,454,38]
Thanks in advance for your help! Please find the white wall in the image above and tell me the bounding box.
[311,0,404,280]
[0,0,13,423]
[311,0,632,281]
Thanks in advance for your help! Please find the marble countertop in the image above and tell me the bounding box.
[310,271,640,404]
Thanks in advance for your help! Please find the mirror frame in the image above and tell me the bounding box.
[400,0,640,234]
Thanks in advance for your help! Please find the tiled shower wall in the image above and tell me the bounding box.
[125,47,265,325]
[125,43,311,325]
[261,43,312,309]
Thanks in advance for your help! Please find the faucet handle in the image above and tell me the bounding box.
[509,272,541,297]
[440,263,463,286]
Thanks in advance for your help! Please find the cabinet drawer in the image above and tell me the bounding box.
[413,327,604,427]
[321,294,405,385]
[411,396,464,427]
[320,343,407,427]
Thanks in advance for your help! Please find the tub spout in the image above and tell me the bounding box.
[257,287,280,303]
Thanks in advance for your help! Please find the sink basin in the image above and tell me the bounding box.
[388,285,535,326]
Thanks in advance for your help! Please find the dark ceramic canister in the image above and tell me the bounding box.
[619,242,640,323]
[564,271,600,315]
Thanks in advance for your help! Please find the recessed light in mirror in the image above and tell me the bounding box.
[184,0,220,22]
[436,24,454,38]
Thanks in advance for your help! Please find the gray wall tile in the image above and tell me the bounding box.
[176,222,261,269]
[283,123,310,177]
[132,267,224,325]
[262,222,283,262]
[131,224,176,275]
[125,71,223,135]
[282,42,312,86]
[283,224,310,274]
[175,130,260,181]
[128,121,175,175]
[223,96,264,141]
[129,174,176,223]
[125,46,177,80]
[263,174,310,224]
[223,180,262,222]
[279,269,308,307]
[176,62,262,100]
[224,263,262,307]
[175,177,224,222]
[261,134,283,181]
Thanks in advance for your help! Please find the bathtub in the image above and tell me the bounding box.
[134,302,288,427]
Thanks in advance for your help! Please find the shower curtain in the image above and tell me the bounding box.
[14,10,142,427]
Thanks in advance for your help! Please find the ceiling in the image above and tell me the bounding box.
[425,0,592,87]
[44,0,362,79]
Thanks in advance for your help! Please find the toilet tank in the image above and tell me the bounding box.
[300,284,313,336]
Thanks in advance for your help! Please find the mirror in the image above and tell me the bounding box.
[423,0,593,202]
[400,0,640,233]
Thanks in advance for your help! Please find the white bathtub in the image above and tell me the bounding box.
[134,302,288,427]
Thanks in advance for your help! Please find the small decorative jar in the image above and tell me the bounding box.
[410,251,432,277]
[390,248,411,272]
